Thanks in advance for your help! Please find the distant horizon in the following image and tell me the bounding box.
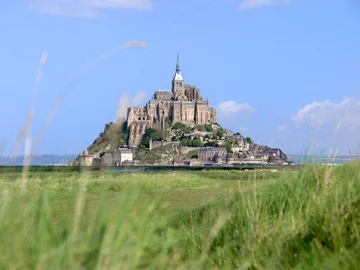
[1,153,359,158]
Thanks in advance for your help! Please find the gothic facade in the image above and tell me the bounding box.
[127,54,217,146]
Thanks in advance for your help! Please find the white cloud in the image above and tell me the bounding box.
[277,125,287,132]
[216,100,255,115]
[239,0,291,9]
[30,0,152,18]
[123,41,148,49]
[285,97,360,155]
[216,101,255,132]
[291,97,360,128]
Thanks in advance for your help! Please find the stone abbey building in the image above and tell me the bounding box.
[127,53,217,146]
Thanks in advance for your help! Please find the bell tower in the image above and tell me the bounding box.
[172,48,185,100]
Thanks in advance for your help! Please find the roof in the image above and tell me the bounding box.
[155,90,172,94]
[199,147,226,153]
[173,71,183,81]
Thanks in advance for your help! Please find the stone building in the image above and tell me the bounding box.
[198,147,227,162]
[101,153,114,166]
[98,148,134,166]
[76,149,97,166]
[127,52,217,146]
[118,148,133,165]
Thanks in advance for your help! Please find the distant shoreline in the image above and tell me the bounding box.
[0,154,358,166]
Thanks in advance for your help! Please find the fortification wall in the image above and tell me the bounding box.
[189,159,213,166]
[150,141,180,150]
[179,146,199,155]
[228,159,266,164]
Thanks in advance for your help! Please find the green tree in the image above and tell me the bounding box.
[195,125,206,132]
[226,141,233,153]
[180,139,189,146]
[191,139,203,147]
[216,129,224,139]
[246,137,253,144]
[205,125,213,132]
[144,128,164,141]
[140,137,150,148]
[172,122,186,130]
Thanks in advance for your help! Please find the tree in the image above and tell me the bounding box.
[145,128,157,138]
[144,128,164,141]
[216,129,224,139]
[140,137,150,148]
[245,137,253,144]
[205,125,213,132]
[180,139,189,146]
[225,141,233,153]
[172,122,186,130]
[195,125,206,132]
[191,139,203,147]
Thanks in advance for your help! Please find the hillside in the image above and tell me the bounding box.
[78,121,231,156]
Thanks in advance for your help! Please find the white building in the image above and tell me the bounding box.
[120,150,133,164]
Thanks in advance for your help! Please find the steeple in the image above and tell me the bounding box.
[176,48,180,73]
[173,47,183,81]
[172,47,184,97]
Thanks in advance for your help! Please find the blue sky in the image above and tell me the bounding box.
[1,0,360,156]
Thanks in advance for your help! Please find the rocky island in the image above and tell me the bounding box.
[71,53,287,166]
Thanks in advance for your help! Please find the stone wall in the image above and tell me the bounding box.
[180,146,199,155]
[189,159,213,166]
[150,141,180,150]
[79,156,95,166]
[228,158,267,164]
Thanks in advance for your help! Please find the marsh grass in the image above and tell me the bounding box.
[0,165,359,269]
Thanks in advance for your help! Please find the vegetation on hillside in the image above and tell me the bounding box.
[138,128,167,148]
[245,136,253,144]
[180,138,203,147]
[225,141,233,153]
[1,163,360,268]
[87,122,128,154]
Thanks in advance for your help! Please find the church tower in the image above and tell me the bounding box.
[172,49,185,100]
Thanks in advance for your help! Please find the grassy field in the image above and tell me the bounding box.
[0,164,359,269]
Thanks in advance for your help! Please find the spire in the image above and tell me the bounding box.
[173,46,183,81]
[176,47,180,73]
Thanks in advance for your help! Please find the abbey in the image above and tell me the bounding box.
[127,53,217,146]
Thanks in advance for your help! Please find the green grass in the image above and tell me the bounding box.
[0,164,359,269]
